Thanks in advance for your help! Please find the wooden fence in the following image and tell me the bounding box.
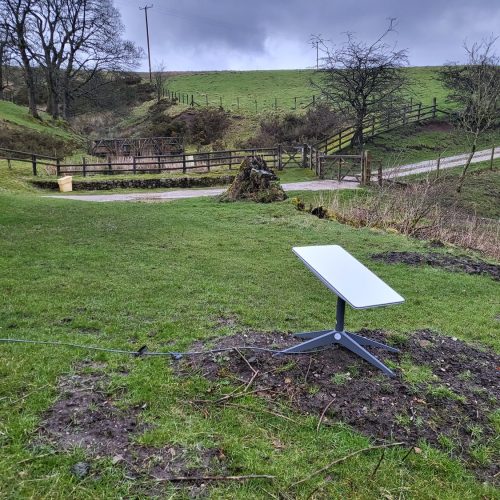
[313,98,450,155]
[50,148,280,177]
[0,147,61,176]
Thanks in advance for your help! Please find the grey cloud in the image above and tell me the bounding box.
[116,0,499,70]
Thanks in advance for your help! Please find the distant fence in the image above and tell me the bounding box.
[163,88,320,112]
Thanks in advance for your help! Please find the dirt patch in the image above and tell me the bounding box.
[372,251,500,281]
[37,361,225,488]
[182,330,499,482]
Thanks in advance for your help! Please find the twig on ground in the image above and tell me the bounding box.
[234,347,258,375]
[291,442,406,487]
[304,357,313,384]
[192,386,271,405]
[224,402,298,423]
[151,474,275,482]
[316,398,336,432]
[244,369,260,392]
[370,449,386,479]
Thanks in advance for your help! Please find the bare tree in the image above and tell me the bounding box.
[0,0,142,119]
[153,61,167,103]
[312,20,409,150]
[2,0,40,118]
[0,21,11,99]
[439,37,500,192]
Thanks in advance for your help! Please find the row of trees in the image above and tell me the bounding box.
[0,0,142,119]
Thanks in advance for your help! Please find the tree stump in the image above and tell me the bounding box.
[220,156,287,203]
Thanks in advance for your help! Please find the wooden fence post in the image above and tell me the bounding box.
[274,97,277,109]
[56,158,61,176]
[294,97,297,110]
[490,145,495,170]
[82,156,86,177]
[277,144,283,170]
[432,97,437,119]
[378,161,383,186]
[31,154,37,176]
[132,156,136,174]
[157,155,161,173]
[417,102,422,122]
[182,153,187,173]
[302,143,308,167]
[337,158,342,181]
[436,152,441,179]
[219,96,222,108]
[205,94,208,105]
[362,151,371,185]
[107,156,112,175]
[228,151,232,170]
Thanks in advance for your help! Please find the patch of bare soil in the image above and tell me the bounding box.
[372,251,500,281]
[183,330,499,482]
[37,361,225,490]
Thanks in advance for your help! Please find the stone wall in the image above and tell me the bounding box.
[31,175,235,191]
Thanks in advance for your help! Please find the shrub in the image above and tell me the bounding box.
[239,103,343,148]
[188,107,230,146]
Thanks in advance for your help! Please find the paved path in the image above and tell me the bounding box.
[382,148,499,179]
[44,180,357,203]
[45,147,497,203]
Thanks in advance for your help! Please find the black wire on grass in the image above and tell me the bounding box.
[0,337,334,359]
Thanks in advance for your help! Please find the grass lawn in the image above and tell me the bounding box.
[0,186,498,498]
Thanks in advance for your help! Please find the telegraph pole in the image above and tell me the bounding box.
[139,4,153,83]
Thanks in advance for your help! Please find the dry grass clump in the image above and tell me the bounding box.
[309,181,499,259]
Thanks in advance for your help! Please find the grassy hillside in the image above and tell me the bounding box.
[167,67,450,115]
[0,101,82,159]
[0,101,75,140]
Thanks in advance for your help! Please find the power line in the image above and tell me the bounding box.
[139,4,154,83]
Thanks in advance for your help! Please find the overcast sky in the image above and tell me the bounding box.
[115,0,499,71]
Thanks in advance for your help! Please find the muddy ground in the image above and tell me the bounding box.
[372,251,500,281]
[36,361,225,495]
[183,330,499,482]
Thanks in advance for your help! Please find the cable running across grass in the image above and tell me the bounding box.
[0,337,333,358]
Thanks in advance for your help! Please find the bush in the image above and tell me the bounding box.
[240,103,343,148]
[188,107,230,146]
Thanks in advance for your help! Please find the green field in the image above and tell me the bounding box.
[167,67,451,115]
[1,145,499,497]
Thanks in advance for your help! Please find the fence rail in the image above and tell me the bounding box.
[314,98,449,155]
[0,147,61,175]
[56,148,280,177]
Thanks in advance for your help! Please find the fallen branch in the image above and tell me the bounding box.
[316,399,336,432]
[152,473,275,482]
[291,442,406,487]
